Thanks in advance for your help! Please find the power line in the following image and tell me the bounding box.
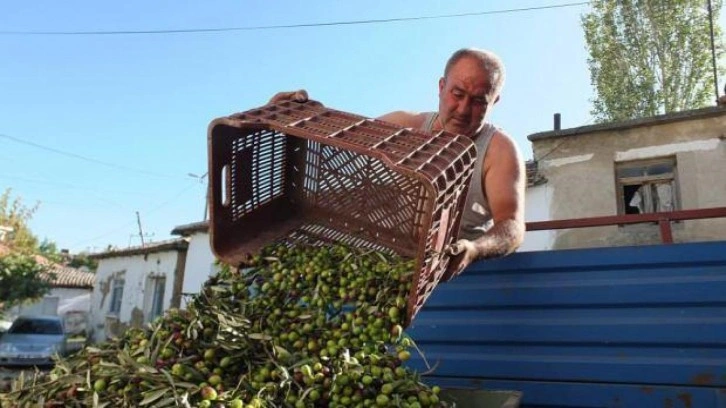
[0,133,185,179]
[0,174,131,210]
[536,116,597,161]
[70,181,202,248]
[0,173,154,197]
[0,2,590,36]
[145,182,201,215]
[70,220,137,249]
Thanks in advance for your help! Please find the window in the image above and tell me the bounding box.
[616,157,678,215]
[145,276,166,322]
[9,318,63,335]
[109,277,125,315]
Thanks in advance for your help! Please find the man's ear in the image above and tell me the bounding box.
[438,77,445,94]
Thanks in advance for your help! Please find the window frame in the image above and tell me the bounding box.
[148,276,166,322]
[615,157,679,216]
[108,276,125,315]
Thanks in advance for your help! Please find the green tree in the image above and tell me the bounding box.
[38,238,64,264]
[582,0,724,123]
[68,252,98,271]
[0,189,53,317]
[0,188,39,253]
[0,254,53,315]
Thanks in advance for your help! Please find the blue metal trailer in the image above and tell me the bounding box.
[407,241,726,407]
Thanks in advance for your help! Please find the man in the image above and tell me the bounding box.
[269,48,525,280]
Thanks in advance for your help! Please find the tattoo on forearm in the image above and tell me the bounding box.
[475,219,524,259]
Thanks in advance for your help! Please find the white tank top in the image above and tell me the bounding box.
[421,113,497,240]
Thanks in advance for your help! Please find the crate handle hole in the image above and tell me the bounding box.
[220,164,230,207]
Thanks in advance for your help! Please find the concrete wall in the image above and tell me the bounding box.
[180,231,217,308]
[90,250,182,343]
[531,111,726,249]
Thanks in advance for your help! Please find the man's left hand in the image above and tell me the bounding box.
[442,239,479,281]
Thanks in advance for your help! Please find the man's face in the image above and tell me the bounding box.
[438,56,498,138]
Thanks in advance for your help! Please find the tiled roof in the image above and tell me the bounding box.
[526,160,546,187]
[46,265,95,289]
[1,243,94,289]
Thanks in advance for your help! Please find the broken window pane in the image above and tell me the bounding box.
[623,185,643,214]
[616,158,677,215]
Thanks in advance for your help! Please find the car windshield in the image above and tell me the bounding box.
[8,319,63,335]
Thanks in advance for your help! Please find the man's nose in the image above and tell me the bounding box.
[456,98,472,115]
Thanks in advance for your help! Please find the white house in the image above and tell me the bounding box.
[170,221,218,308]
[518,161,553,252]
[88,239,188,343]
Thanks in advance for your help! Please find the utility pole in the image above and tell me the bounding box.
[204,182,210,221]
[188,171,209,221]
[136,211,146,247]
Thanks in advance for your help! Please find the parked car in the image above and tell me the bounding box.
[0,315,67,367]
[0,319,11,334]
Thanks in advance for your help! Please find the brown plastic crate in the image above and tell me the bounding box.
[207,100,477,326]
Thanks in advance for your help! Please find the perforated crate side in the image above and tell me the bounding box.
[208,101,478,325]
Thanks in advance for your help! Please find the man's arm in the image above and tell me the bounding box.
[444,130,525,280]
[376,111,427,129]
[268,89,309,104]
[472,131,526,258]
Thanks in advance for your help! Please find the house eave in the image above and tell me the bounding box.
[528,106,726,142]
[170,221,209,237]
[89,239,189,260]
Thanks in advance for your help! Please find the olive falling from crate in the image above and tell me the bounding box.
[208,100,478,326]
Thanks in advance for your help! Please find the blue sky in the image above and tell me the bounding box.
[1,1,723,253]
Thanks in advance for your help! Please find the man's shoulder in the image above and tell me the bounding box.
[377,111,432,129]
[489,127,516,149]
[486,127,522,164]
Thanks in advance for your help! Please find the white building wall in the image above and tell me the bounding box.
[519,184,556,252]
[56,288,92,314]
[90,251,180,343]
[3,287,93,335]
[181,232,217,308]
[11,287,91,317]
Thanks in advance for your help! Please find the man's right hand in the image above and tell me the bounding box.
[268,89,309,104]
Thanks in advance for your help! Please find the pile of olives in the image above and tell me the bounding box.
[5,243,447,407]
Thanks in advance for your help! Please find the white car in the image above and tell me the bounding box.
[0,315,67,367]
